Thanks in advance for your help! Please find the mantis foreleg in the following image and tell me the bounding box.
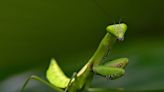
[104,58,128,69]
[93,66,125,80]
[93,58,128,80]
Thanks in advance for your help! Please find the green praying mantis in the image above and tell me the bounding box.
[20,23,128,92]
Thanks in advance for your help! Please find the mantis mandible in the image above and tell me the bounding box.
[20,23,128,92]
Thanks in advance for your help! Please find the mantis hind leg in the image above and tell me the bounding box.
[64,72,77,92]
[20,75,64,92]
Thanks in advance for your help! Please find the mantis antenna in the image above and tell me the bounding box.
[93,0,110,19]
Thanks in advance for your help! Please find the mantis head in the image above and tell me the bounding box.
[106,23,127,41]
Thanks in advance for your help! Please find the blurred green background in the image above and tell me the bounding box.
[0,0,164,92]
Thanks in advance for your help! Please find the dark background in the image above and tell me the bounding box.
[0,0,164,92]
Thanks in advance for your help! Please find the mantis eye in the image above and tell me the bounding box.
[106,23,127,41]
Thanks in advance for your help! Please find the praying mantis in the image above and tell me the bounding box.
[20,23,128,92]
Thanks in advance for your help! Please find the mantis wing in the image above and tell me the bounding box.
[46,58,70,88]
